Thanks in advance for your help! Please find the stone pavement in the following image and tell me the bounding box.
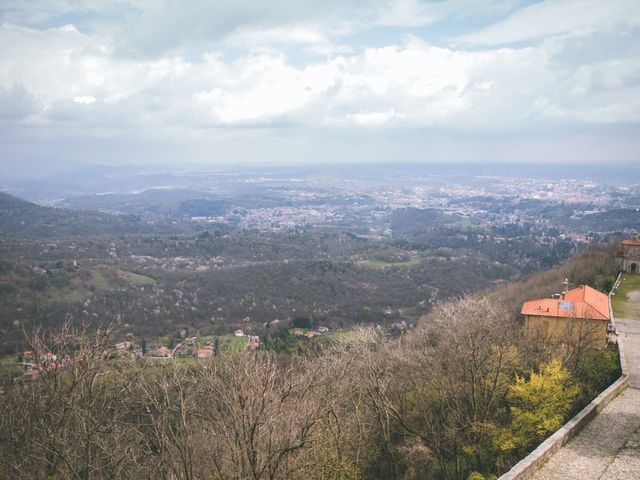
[529,315,640,480]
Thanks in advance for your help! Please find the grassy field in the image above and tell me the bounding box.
[0,355,24,386]
[452,216,481,229]
[117,270,156,285]
[612,274,640,319]
[42,265,155,304]
[44,265,111,303]
[359,256,421,269]
[198,335,248,352]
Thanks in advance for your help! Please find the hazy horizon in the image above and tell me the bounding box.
[3,160,640,187]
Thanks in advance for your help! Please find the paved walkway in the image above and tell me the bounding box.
[530,315,640,479]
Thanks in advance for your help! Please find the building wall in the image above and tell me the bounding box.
[622,244,640,273]
[524,314,608,348]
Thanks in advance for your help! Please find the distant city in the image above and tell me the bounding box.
[3,163,639,241]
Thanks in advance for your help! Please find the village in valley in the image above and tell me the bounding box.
[11,231,640,384]
[14,324,336,382]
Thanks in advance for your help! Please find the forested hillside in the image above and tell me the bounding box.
[0,230,515,352]
[0,190,592,353]
[0,245,621,480]
[0,190,624,478]
[0,192,188,237]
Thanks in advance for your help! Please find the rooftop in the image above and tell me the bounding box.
[622,238,640,246]
[521,285,610,321]
[623,230,640,245]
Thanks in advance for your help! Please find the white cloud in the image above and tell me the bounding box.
[533,58,640,124]
[0,0,639,168]
[224,24,329,48]
[0,0,524,57]
[115,0,389,56]
[73,95,96,104]
[460,0,640,45]
[346,109,400,126]
[1,20,637,137]
[221,24,353,57]
[373,0,441,28]
[0,1,121,26]
[0,83,42,120]
[570,59,640,94]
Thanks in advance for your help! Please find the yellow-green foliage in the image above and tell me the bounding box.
[496,359,579,456]
[467,473,497,480]
[320,453,364,480]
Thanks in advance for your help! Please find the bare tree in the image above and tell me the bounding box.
[304,327,389,480]
[368,296,520,479]
[0,322,142,480]
[201,353,326,480]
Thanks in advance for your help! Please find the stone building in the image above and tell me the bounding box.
[619,230,640,274]
[521,284,610,348]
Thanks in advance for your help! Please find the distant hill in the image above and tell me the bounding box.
[0,192,188,237]
[58,189,224,220]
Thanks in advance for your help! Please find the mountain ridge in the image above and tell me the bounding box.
[0,191,188,237]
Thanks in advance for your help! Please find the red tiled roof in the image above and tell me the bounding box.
[622,239,640,246]
[521,285,610,321]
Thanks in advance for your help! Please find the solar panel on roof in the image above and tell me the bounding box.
[559,301,575,309]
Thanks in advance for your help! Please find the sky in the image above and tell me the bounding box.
[1,0,640,176]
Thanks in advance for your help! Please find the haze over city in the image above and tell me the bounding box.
[1,0,640,179]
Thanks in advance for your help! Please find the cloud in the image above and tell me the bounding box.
[0,83,42,120]
[116,0,524,56]
[533,58,640,124]
[221,24,353,57]
[346,109,400,126]
[0,0,639,168]
[1,19,637,137]
[73,95,97,105]
[116,0,388,56]
[2,0,517,57]
[569,59,640,94]
[459,0,640,45]
[372,0,441,28]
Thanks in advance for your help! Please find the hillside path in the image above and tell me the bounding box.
[529,293,640,479]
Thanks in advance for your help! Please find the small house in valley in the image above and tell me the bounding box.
[521,284,610,348]
[247,336,260,350]
[195,346,214,359]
